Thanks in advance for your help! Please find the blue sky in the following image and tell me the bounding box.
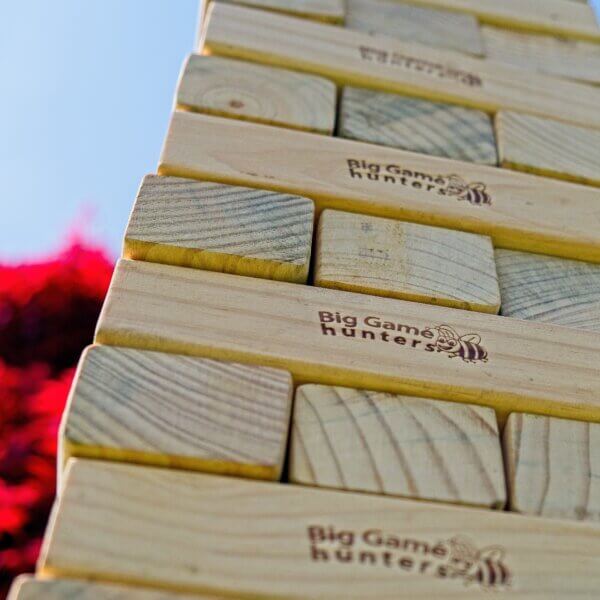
[1,0,598,260]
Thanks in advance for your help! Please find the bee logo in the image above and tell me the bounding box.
[425,325,488,364]
[444,175,492,206]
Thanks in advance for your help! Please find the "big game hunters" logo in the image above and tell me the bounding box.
[346,159,493,206]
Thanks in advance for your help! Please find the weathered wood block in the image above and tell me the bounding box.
[315,210,500,313]
[386,0,600,42]
[496,249,600,331]
[7,577,224,600]
[503,413,600,522]
[123,175,314,283]
[201,2,600,129]
[290,385,505,508]
[39,459,600,598]
[95,259,600,426]
[218,0,345,23]
[59,345,293,480]
[482,26,600,85]
[338,87,497,165]
[345,0,484,56]
[158,111,600,263]
[496,111,600,188]
[176,55,336,134]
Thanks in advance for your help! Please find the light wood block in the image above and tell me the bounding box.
[338,87,497,165]
[59,345,293,480]
[504,413,600,522]
[219,0,345,23]
[158,111,600,264]
[95,259,600,426]
[7,577,224,600]
[496,111,600,188]
[176,55,336,134]
[315,210,500,313]
[124,174,314,283]
[390,0,600,42]
[345,0,484,56]
[482,26,600,86]
[40,458,600,598]
[200,2,600,130]
[290,385,505,508]
[496,249,600,332]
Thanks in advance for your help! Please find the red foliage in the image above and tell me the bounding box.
[0,240,113,596]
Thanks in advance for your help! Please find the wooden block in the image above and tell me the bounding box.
[39,458,600,598]
[176,55,336,134]
[290,385,505,508]
[123,174,314,283]
[158,111,600,264]
[7,576,224,600]
[338,87,497,165]
[59,345,293,480]
[200,2,600,130]
[388,0,600,42]
[495,249,600,332]
[218,0,345,23]
[95,259,600,426]
[345,0,484,56]
[503,413,600,521]
[496,111,600,188]
[315,210,500,313]
[482,26,600,85]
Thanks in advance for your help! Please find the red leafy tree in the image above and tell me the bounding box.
[0,240,113,597]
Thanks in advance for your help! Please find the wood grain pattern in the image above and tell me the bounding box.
[338,87,497,165]
[495,249,600,332]
[482,26,600,85]
[503,413,600,522]
[59,345,293,480]
[158,112,600,264]
[176,55,336,134]
[496,111,600,188]
[39,458,600,598]
[314,210,500,313]
[200,2,600,129]
[220,0,345,23]
[290,385,505,508]
[345,0,484,56]
[124,174,314,283]
[391,0,600,41]
[95,259,600,426]
[7,577,224,600]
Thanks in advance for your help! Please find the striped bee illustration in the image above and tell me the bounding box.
[447,536,511,590]
[426,325,488,364]
[444,174,492,206]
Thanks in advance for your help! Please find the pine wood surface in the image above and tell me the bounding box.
[290,385,505,508]
[7,577,224,600]
[39,458,600,599]
[124,174,314,283]
[314,210,500,313]
[200,2,600,129]
[481,26,600,85]
[387,0,600,41]
[345,0,484,56]
[496,249,600,331]
[496,111,600,188]
[95,259,600,426]
[218,0,345,23]
[59,345,292,480]
[157,112,600,263]
[176,55,336,134]
[503,413,600,522]
[338,87,497,165]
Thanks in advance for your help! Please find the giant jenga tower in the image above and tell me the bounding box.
[9,0,600,597]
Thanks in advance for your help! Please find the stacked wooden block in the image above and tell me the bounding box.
[10,0,600,598]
